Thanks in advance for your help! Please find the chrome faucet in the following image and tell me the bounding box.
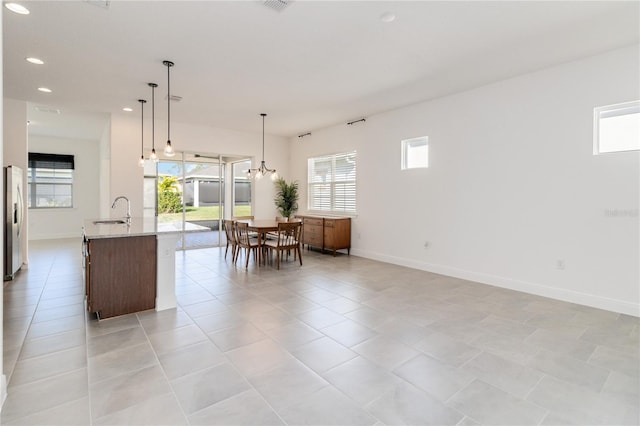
[111,196,131,224]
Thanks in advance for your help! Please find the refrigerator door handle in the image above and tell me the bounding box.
[16,184,23,237]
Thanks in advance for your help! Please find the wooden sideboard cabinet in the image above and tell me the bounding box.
[296,215,351,256]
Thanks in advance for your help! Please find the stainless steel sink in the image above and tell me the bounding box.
[93,219,126,225]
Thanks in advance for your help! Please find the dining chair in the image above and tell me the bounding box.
[232,215,258,238]
[235,221,262,268]
[223,219,237,261]
[264,221,303,270]
[267,217,288,240]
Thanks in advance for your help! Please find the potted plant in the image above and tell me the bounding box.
[274,178,299,219]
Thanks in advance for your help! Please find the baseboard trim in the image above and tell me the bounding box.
[350,248,640,317]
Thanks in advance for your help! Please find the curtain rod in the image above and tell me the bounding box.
[347,118,366,126]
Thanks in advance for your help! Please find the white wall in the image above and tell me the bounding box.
[109,114,290,219]
[289,45,640,316]
[28,136,100,239]
[98,119,111,218]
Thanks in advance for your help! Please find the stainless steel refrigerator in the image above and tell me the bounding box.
[4,165,24,280]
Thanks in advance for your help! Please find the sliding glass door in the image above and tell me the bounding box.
[232,159,252,217]
[143,151,252,250]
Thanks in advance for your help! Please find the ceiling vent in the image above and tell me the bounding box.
[263,0,290,12]
[35,106,61,114]
[85,0,110,9]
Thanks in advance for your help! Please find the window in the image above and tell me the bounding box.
[28,152,74,208]
[594,100,640,154]
[402,136,428,169]
[308,151,356,214]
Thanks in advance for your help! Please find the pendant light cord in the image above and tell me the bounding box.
[161,60,175,157]
[141,100,144,149]
[151,84,155,150]
[138,99,146,166]
[148,82,158,159]
[138,99,146,152]
[167,63,171,140]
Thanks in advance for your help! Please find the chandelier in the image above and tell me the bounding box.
[247,113,278,180]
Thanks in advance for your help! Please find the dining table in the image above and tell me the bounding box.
[235,219,279,265]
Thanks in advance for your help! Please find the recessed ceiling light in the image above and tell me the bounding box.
[122,107,133,112]
[26,57,44,65]
[37,87,52,93]
[5,3,30,14]
[380,12,396,23]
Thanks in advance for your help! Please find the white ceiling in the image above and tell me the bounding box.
[4,1,639,139]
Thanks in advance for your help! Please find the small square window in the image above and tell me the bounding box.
[402,136,428,169]
[594,100,640,154]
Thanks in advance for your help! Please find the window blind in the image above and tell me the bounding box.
[27,152,74,208]
[28,152,75,170]
[308,151,356,214]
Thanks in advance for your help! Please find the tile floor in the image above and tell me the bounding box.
[1,238,638,425]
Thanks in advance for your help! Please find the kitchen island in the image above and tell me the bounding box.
[83,217,209,319]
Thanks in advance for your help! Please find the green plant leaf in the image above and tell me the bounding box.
[274,177,299,218]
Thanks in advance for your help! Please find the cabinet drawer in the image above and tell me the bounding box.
[305,234,323,246]
[303,225,322,242]
[304,224,322,234]
[303,217,323,226]
[324,219,335,228]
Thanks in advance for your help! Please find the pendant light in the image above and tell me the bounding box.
[148,82,158,162]
[247,113,278,180]
[138,99,146,167]
[163,60,175,157]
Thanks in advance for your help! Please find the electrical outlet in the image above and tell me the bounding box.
[556,259,565,270]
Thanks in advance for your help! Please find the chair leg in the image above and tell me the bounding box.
[297,246,303,266]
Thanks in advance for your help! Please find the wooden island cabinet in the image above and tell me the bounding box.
[84,235,157,319]
[296,215,351,256]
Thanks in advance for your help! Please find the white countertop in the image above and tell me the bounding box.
[83,217,211,239]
